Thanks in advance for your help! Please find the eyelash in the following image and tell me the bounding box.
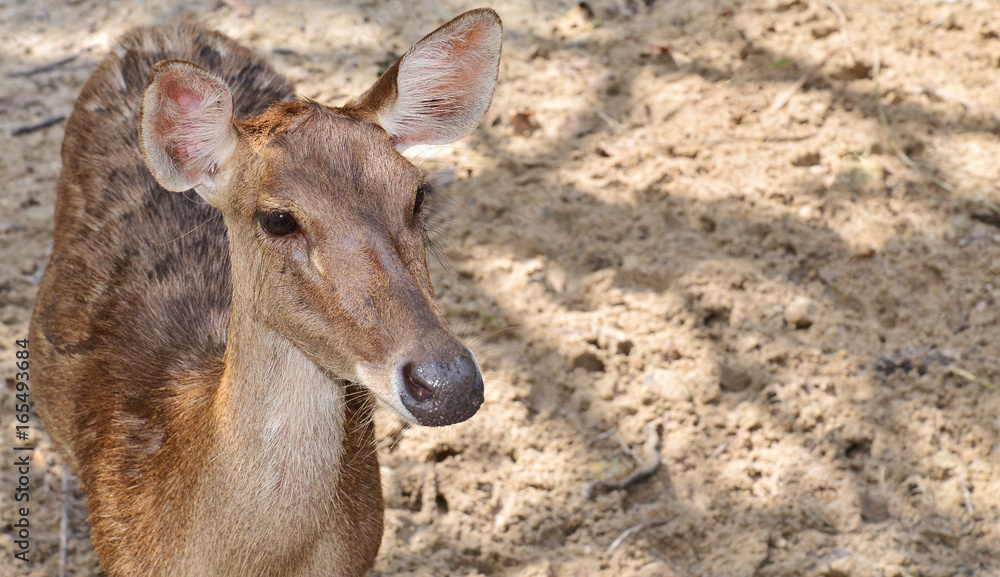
[413,183,431,216]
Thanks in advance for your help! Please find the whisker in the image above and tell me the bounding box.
[159,211,222,247]
[465,323,523,347]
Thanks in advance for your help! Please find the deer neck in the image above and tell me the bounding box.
[180,251,367,572]
[212,284,347,502]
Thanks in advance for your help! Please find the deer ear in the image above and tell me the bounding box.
[345,8,502,152]
[139,60,238,203]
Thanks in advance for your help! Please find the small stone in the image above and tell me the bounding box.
[645,369,691,401]
[828,555,858,577]
[660,339,682,361]
[546,263,567,293]
[860,491,890,523]
[561,112,598,138]
[552,4,594,38]
[599,138,636,157]
[596,327,633,356]
[637,561,677,577]
[719,364,752,392]
[783,295,816,330]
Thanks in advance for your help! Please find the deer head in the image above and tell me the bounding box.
[138,9,502,426]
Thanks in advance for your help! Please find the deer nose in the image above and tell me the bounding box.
[400,352,483,426]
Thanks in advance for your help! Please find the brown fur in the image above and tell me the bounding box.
[30,12,500,576]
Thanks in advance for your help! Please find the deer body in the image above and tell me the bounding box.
[30,11,501,577]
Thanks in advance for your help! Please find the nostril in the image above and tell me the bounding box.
[402,362,434,402]
[399,352,484,427]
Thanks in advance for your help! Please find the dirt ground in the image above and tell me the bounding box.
[2,0,1000,575]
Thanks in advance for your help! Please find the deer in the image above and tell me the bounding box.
[28,8,501,577]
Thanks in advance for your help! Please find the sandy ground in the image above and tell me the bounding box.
[2,0,1000,575]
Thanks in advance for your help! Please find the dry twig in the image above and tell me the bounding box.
[948,366,998,392]
[606,519,671,555]
[872,53,959,197]
[607,523,646,555]
[971,210,1000,229]
[826,2,851,50]
[12,116,65,136]
[769,2,853,113]
[768,46,844,113]
[9,55,79,78]
[584,425,661,500]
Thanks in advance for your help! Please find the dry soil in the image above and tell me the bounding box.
[2,1,1000,576]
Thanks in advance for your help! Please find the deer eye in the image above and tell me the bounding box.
[256,209,298,236]
[413,182,431,217]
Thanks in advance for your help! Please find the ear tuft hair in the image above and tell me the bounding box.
[139,60,238,201]
[345,8,502,151]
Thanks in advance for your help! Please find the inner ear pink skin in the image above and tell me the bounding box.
[174,88,202,112]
